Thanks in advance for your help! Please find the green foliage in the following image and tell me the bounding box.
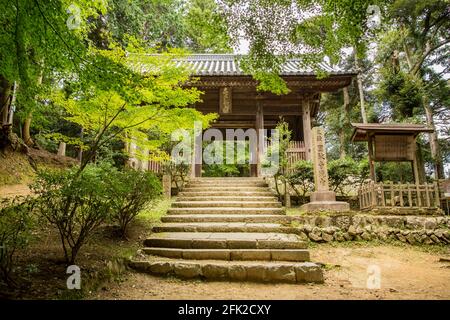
[0,197,35,286]
[376,162,414,183]
[184,0,232,53]
[106,169,162,237]
[327,157,359,194]
[221,0,386,93]
[203,164,241,177]
[31,164,114,264]
[377,69,423,119]
[286,160,314,197]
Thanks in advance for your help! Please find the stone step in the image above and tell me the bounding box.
[179,191,275,197]
[153,222,290,233]
[176,196,279,202]
[172,201,282,208]
[129,259,323,283]
[183,187,271,192]
[167,207,285,215]
[144,232,307,249]
[188,182,268,187]
[161,214,290,223]
[143,248,310,262]
[190,178,265,182]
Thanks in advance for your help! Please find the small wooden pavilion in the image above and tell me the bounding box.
[351,123,441,211]
[175,54,355,177]
[351,123,434,183]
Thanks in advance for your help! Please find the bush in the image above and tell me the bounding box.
[286,160,314,197]
[328,157,359,194]
[106,169,162,237]
[0,197,35,286]
[163,161,190,190]
[31,164,114,264]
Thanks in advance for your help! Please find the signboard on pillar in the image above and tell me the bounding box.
[219,87,232,114]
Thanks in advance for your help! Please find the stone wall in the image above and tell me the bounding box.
[290,214,450,245]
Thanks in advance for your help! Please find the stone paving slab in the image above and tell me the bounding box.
[143,233,307,250]
[172,201,282,208]
[161,214,291,223]
[167,207,285,215]
[179,191,275,197]
[178,196,278,202]
[152,222,289,233]
[143,248,310,262]
[147,232,300,241]
[129,259,323,283]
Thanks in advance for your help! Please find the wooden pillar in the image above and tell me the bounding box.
[255,103,264,177]
[191,122,202,178]
[162,174,171,199]
[57,142,66,157]
[302,100,312,161]
[367,135,376,182]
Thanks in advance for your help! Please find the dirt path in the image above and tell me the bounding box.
[93,245,450,300]
[0,184,31,198]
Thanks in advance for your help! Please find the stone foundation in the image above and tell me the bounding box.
[290,214,450,245]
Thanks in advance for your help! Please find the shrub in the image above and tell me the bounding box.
[286,160,314,197]
[163,161,190,189]
[106,169,162,237]
[31,164,114,264]
[327,157,358,195]
[0,196,35,286]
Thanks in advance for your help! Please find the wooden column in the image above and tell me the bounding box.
[255,103,264,177]
[302,100,312,161]
[57,142,66,157]
[367,135,376,182]
[191,122,203,178]
[162,174,171,199]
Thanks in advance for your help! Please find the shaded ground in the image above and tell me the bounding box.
[93,244,450,300]
[0,200,170,300]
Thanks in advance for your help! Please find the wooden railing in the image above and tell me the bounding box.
[359,181,441,210]
[148,160,163,174]
[264,140,306,174]
[286,141,306,174]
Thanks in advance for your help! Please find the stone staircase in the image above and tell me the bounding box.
[130,177,324,283]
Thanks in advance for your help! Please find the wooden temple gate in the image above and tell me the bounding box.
[179,54,354,177]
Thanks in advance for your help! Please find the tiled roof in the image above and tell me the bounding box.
[171,54,353,76]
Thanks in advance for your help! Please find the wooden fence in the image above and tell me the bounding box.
[148,160,163,174]
[264,140,306,174]
[359,181,441,210]
[285,141,306,174]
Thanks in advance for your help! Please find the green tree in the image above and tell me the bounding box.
[375,0,449,178]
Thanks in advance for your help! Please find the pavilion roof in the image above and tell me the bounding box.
[171,54,355,77]
[351,123,434,142]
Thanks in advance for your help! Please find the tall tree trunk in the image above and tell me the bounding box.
[354,47,368,123]
[22,112,33,146]
[416,142,426,183]
[340,87,350,159]
[423,96,444,179]
[0,76,11,126]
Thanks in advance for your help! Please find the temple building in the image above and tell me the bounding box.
[175,54,355,177]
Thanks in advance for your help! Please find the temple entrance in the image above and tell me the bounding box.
[201,141,252,177]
